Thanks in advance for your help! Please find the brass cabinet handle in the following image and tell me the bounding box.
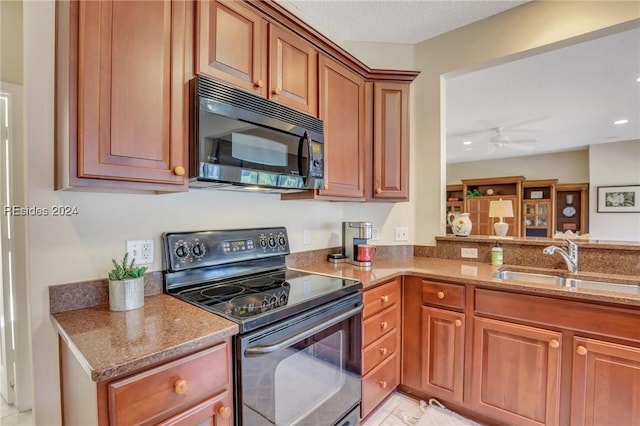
[380,295,389,303]
[323,183,329,190]
[173,166,186,176]
[380,321,388,329]
[218,406,232,419]
[379,380,388,389]
[380,347,388,356]
[254,79,264,88]
[454,319,462,327]
[576,345,587,356]
[174,379,188,394]
[437,291,445,299]
[549,339,560,349]
[375,188,382,194]
[272,87,282,95]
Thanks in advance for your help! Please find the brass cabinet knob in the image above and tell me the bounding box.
[454,319,462,327]
[379,380,387,389]
[173,166,186,176]
[375,188,382,194]
[323,183,329,190]
[218,406,232,419]
[380,321,388,329]
[174,379,188,394]
[576,345,587,356]
[380,347,388,356]
[254,79,264,88]
[437,291,445,299]
[272,87,282,95]
[549,339,560,349]
[380,295,389,303]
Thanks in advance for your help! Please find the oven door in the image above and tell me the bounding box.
[236,293,362,426]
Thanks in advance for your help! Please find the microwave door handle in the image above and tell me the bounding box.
[297,131,311,179]
[244,305,363,357]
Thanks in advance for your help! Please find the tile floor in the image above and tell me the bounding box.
[363,392,428,426]
[0,398,33,426]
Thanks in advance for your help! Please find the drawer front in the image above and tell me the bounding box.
[363,305,399,347]
[362,329,398,374]
[363,278,400,319]
[108,342,230,425]
[361,352,399,418]
[156,390,233,426]
[422,280,465,309]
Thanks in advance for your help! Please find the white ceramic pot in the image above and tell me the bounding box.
[447,212,472,237]
[109,277,145,311]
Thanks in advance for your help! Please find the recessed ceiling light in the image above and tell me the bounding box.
[614,119,629,125]
[462,140,473,145]
[636,76,640,82]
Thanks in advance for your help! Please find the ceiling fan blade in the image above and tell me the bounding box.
[510,138,538,144]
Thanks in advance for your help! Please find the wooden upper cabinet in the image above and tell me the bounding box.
[197,0,267,96]
[317,55,367,199]
[372,82,410,201]
[268,25,318,116]
[57,0,190,191]
[197,0,317,116]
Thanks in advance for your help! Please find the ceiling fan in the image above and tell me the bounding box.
[486,127,537,151]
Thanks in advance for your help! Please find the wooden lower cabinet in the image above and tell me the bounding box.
[361,278,401,419]
[470,317,562,426]
[570,337,640,426]
[420,306,465,403]
[61,339,233,425]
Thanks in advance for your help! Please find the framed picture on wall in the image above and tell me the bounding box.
[597,185,640,213]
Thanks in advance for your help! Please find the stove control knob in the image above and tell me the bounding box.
[175,244,188,258]
[268,237,276,248]
[192,243,205,257]
[259,238,268,248]
[278,235,287,247]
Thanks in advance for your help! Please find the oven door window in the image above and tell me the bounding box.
[239,318,361,425]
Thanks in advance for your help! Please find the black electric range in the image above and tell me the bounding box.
[163,227,362,333]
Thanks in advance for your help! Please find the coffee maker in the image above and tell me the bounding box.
[342,221,373,267]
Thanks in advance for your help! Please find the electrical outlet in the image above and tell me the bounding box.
[303,230,311,245]
[371,228,380,241]
[127,239,154,264]
[394,227,409,241]
[461,248,478,258]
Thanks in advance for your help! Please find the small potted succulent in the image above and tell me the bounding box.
[108,253,148,311]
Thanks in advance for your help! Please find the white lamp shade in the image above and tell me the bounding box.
[489,199,514,219]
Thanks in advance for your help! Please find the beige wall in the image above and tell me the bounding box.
[1,0,23,84]
[447,149,590,184]
[22,1,640,424]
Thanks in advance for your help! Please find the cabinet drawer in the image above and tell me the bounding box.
[362,329,398,375]
[361,353,399,419]
[108,342,230,425]
[422,280,465,310]
[156,390,232,426]
[363,278,400,319]
[363,305,399,347]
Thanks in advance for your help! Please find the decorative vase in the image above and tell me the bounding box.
[447,212,472,237]
[109,277,145,311]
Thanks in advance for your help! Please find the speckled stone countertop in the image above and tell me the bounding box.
[289,257,640,308]
[51,294,238,382]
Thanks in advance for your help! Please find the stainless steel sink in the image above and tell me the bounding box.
[493,270,565,286]
[493,270,640,295]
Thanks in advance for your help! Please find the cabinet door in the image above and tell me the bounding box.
[268,25,318,116]
[420,307,465,402]
[76,0,188,187]
[372,82,410,200]
[318,55,366,199]
[571,337,640,426]
[197,0,267,96]
[471,317,561,426]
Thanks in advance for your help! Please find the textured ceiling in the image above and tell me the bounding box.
[282,0,529,44]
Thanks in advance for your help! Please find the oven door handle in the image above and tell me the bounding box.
[244,305,363,356]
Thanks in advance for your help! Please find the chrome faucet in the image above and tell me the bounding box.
[543,239,579,273]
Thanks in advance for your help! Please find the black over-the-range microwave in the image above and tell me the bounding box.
[189,75,324,192]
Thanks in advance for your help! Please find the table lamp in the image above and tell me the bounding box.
[489,199,514,237]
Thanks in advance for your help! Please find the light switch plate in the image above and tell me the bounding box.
[394,227,409,241]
